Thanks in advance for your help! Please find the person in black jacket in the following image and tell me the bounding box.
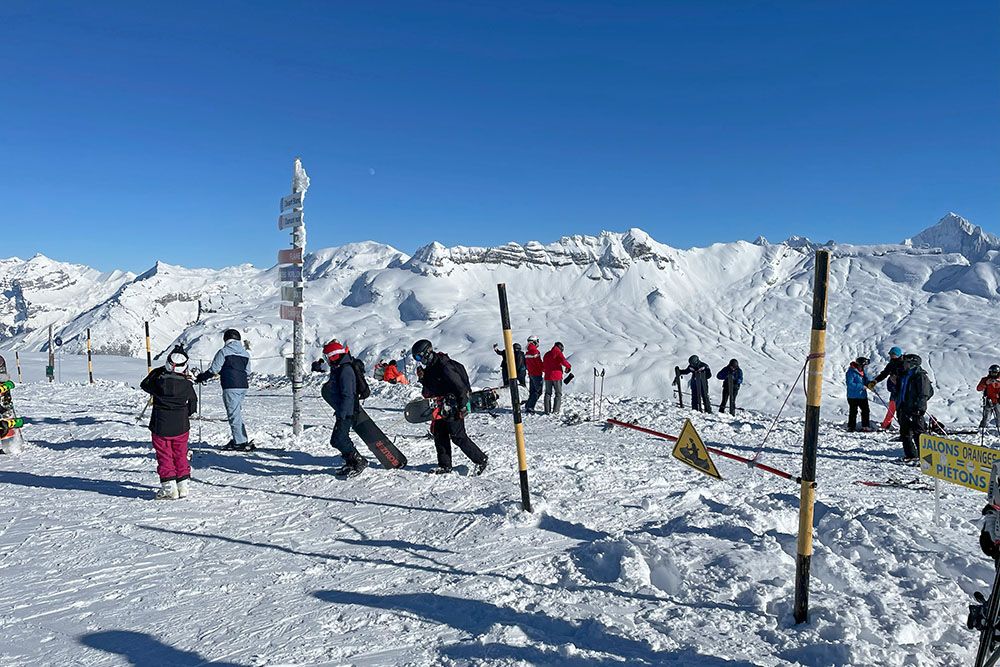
[412,339,488,475]
[140,347,198,500]
[895,353,934,461]
[716,359,743,416]
[493,342,526,387]
[679,355,712,413]
[319,340,367,477]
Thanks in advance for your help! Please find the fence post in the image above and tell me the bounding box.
[497,283,532,512]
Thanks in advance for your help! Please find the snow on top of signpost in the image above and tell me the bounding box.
[293,158,310,195]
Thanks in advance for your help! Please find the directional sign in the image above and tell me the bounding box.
[280,304,303,322]
[278,210,304,230]
[279,266,302,283]
[278,248,303,265]
[281,286,303,303]
[672,419,721,480]
[54,336,63,347]
[280,191,304,212]
[920,434,999,492]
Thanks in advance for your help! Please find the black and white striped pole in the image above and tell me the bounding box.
[497,283,532,512]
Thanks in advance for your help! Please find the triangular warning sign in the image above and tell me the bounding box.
[672,419,722,480]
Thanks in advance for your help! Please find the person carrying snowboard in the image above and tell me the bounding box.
[411,339,488,475]
[846,356,874,432]
[896,353,934,462]
[524,335,544,414]
[543,342,572,414]
[493,342,526,387]
[140,347,197,499]
[679,355,712,413]
[978,365,1000,433]
[716,359,743,415]
[867,346,904,429]
[0,355,25,455]
[320,340,368,477]
[195,329,252,450]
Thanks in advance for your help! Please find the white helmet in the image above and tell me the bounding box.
[165,351,188,374]
[527,335,540,345]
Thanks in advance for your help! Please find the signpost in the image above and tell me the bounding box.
[279,158,309,437]
[920,433,1000,526]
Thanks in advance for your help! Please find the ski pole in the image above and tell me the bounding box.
[592,369,598,421]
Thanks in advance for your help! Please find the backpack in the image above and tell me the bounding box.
[351,359,371,400]
[445,356,471,393]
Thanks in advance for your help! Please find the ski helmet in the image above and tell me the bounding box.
[856,356,869,367]
[527,335,539,345]
[990,364,1000,377]
[889,346,903,358]
[165,350,189,374]
[323,340,349,363]
[513,343,522,351]
[223,329,241,342]
[411,339,434,363]
[554,342,564,351]
[729,358,739,368]
[689,355,700,366]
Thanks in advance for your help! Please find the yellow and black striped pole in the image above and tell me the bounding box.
[793,249,831,624]
[144,321,153,374]
[497,283,532,512]
[87,328,94,384]
[14,351,22,383]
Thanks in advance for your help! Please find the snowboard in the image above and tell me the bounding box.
[403,388,500,424]
[353,406,407,469]
[0,357,25,454]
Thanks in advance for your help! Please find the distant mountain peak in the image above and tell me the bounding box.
[909,212,1000,261]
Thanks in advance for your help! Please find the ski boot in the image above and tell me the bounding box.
[335,452,368,478]
[431,465,453,475]
[155,480,179,500]
[472,457,488,476]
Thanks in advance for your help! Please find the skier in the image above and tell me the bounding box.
[195,329,252,451]
[978,365,1000,433]
[524,335,544,414]
[679,355,712,413]
[716,359,743,416]
[867,346,904,429]
[411,339,489,475]
[896,353,934,462]
[493,342,526,387]
[320,340,368,477]
[140,347,197,499]
[543,342,572,414]
[382,360,409,385]
[846,356,874,432]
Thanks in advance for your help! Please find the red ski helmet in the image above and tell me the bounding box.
[323,340,349,363]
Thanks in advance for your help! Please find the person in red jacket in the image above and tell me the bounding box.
[542,342,571,414]
[382,360,409,385]
[524,335,544,413]
[978,365,1000,432]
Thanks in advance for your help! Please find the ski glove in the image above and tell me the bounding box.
[194,371,214,384]
[865,382,876,391]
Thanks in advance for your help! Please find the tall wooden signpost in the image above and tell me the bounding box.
[279,158,309,437]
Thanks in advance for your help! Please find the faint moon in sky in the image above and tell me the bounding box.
[369,168,376,176]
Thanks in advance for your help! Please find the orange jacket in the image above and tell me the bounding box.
[383,365,409,385]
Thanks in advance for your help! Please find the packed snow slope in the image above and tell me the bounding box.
[0,354,993,666]
[3,213,1000,423]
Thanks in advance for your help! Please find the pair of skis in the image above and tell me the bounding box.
[591,368,605,420]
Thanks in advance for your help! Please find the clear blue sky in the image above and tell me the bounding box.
[2,1,998,272]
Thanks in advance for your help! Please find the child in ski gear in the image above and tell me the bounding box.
[716,359,743,415]
[868,346,904,429]
[195,329,252,450]
[846,356,874,432]
[320,340,368,477]
[382,360,409,385]
[524,335,544,413]
[141,349,197,499]
[543,342,571,414]
[493,342,526,387]
[896,353,934,460]
[978,365,1000,432]
[411,339,488,475]
[679,355,712,413]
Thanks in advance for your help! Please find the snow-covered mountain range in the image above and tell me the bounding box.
[2,213,998,423]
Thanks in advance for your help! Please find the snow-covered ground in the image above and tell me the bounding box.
[0,354,991,666]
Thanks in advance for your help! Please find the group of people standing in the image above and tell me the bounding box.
[677,356,744,416]
[494,336,573,415]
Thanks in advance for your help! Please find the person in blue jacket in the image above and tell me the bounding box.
[196,329,252,450]
[846,356,874,432]
[716,359,743,415]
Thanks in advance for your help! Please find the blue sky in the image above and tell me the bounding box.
[1,1,998,272]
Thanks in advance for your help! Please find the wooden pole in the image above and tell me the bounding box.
[87,328,94,384]
[497,283,532,512]
[144,321,152,374]
[793,249,831,624]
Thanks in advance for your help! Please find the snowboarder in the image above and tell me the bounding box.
[493,342,526,387]
[867,346,904,429]
[524,335,544,414]
[0,355,25,455]
[319,340,368,477]
[195,329,252,451]
[679,355,712,413]
[543,342,572,414]
[140,348,197,499]
[382,360,409,385]
[411,339,488,475]
[716,359,743,416]
[846,356,874,432]
[978,365,1000,433]
[896,353,934,462]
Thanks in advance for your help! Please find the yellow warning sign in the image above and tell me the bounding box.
[672,419,722,480]
[919,434,1000,492]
